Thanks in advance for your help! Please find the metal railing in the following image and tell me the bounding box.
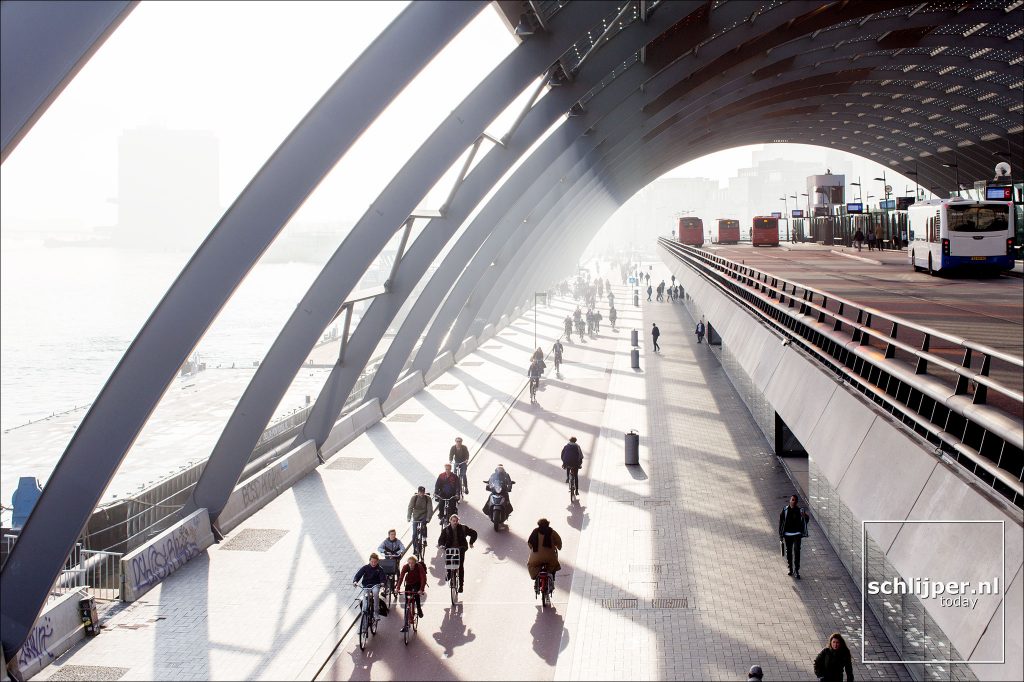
[659,238,1023,510]
[49,544,123,602]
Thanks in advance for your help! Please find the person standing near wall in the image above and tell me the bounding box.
[778,494,809,579]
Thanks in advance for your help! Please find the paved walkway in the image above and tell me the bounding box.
[34,261,907,681]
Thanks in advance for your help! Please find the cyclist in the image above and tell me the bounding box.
[560,436,584,494]
[552,339,563,371]
[352,553,387,616]
[434,464,462,523]
[438,514,478,592]
[407,485,434,548]
[608,306,617,329]
[396,556,427,631]
[563,315,573,340]
[530,346,546,367]
[449,436,470,495]
[527,518,562,588]
[527,356,544,399]
[377,529,405,586]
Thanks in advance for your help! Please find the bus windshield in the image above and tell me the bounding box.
[947,204,1010,232]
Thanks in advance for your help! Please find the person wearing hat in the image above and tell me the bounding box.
[747,664,764,681]
[483,464,515,520]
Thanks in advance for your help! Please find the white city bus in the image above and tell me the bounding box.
[908,198,1014,274]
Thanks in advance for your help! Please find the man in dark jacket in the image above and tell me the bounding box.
[651,323,661,352]
[438,514,478,591]
[352,553,388,615]
[778,494,809,579]
[449,436,470,494]
[560,436,584,494]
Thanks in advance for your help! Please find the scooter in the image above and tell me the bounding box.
[482,479,515,531]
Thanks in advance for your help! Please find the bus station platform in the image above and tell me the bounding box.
[31,263,908,681]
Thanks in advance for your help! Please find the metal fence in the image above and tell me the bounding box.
[659,238,1024,510]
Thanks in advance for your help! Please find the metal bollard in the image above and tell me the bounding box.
[625,430,639,465]
[633,291,639,307]
[630,329,638,347]
[630,348,639,369]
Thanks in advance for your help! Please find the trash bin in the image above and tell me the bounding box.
[630,348,639,369]
[633,291,639,307]
[630,329,638,347]
[79,597,100,636]
[625,430,639,465]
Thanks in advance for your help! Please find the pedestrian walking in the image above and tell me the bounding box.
[608,307,617,329]
[778,494,809,579]
[695,319,705,344]
[651,323,661,352]
[813,633,854,681]
[866,229,876,251]
[853,228,864,251]
[646,284,653,301]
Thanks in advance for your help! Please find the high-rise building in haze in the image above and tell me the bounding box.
[115,127,220,250]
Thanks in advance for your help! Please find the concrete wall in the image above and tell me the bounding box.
[10,589,88,679]
[454,338,478,362]
[425,351,454,384]
[217,440,319,535]
[382,371,425,415]
[320,399,383,460]
[120,509,215,602]
[662,249,1023,680]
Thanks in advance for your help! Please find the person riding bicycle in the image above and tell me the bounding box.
[483,464,515,519]
[352,553,388,616]
[552,339,563,368]
[560,436,584,491]
[434,464,462,522]
[407,485,434,547]
[527,518,562,587]
[377,529,406,578]
[528,357,544,395]
[449,436,470,495]
[438,514,477,592]
[563,315,573,339]
[396,555,427,631]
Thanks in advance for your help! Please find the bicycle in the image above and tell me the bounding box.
[453,460,469,495]
[529,376,539,401]
[534,565,553,609]
[566,466,579,501]
[411,520,428,562]
[400,590,421,645]
[445,547,462,605]
[380,556,400,606]
[436,494,460,528]
[553,352,562,373]
[356,585,380,651]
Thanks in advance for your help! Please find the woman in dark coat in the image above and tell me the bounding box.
[526,518,562,581]
[814,632,854,681]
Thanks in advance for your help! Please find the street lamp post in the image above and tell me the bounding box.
[778,195,790,241]
[942,156,960,196]
[873,172,890,209]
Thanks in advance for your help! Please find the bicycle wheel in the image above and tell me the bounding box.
[370,611,378,635]
[403,608,411,646]
[541,577,550,609]
[358,611,368,651]
[450,571,458,605]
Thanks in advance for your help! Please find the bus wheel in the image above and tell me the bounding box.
[927,254,934,276]
[911,251,921,272]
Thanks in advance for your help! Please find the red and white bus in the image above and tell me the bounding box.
[751,216,780,247]
[677,217,704,246]
[716,219,740,244]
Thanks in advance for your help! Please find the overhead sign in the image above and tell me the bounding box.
[791,209,804,218]
[846,202,864,214]
[770,211,782,218]
[986,185,1012,200]
[813,206,830,217]
[896,196,915,210]
[879,199,896,210]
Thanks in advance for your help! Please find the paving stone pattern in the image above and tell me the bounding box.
[555,265,910,681]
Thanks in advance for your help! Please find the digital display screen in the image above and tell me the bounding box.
[770,212,782,218]
[791,209,804,218]
[986,185,1012,200]
[813,206,830,217]
[879,199,896,210]
[846,203,863,214]
[896,197,915,210]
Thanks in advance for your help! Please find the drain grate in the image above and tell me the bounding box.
[327,457,372,471]
[460,361,483,367]
[388,413,423,422]
[49,666,129,681]
[600,598,638,609]
[651,598,689,609]
[639,499,670,508]
[431,384,458,390]
[220,528,288,552]
[629,564,663,574]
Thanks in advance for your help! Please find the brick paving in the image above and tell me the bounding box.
[33,260,910,681]
[554,262,909,681]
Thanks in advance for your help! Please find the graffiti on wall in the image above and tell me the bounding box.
[240,464,282,509]
[128,515,202,592]
[17,615,54,667]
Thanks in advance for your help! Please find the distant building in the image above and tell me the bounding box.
[115,127,221,250]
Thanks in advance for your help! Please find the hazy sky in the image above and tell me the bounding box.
[0,1,920,238]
